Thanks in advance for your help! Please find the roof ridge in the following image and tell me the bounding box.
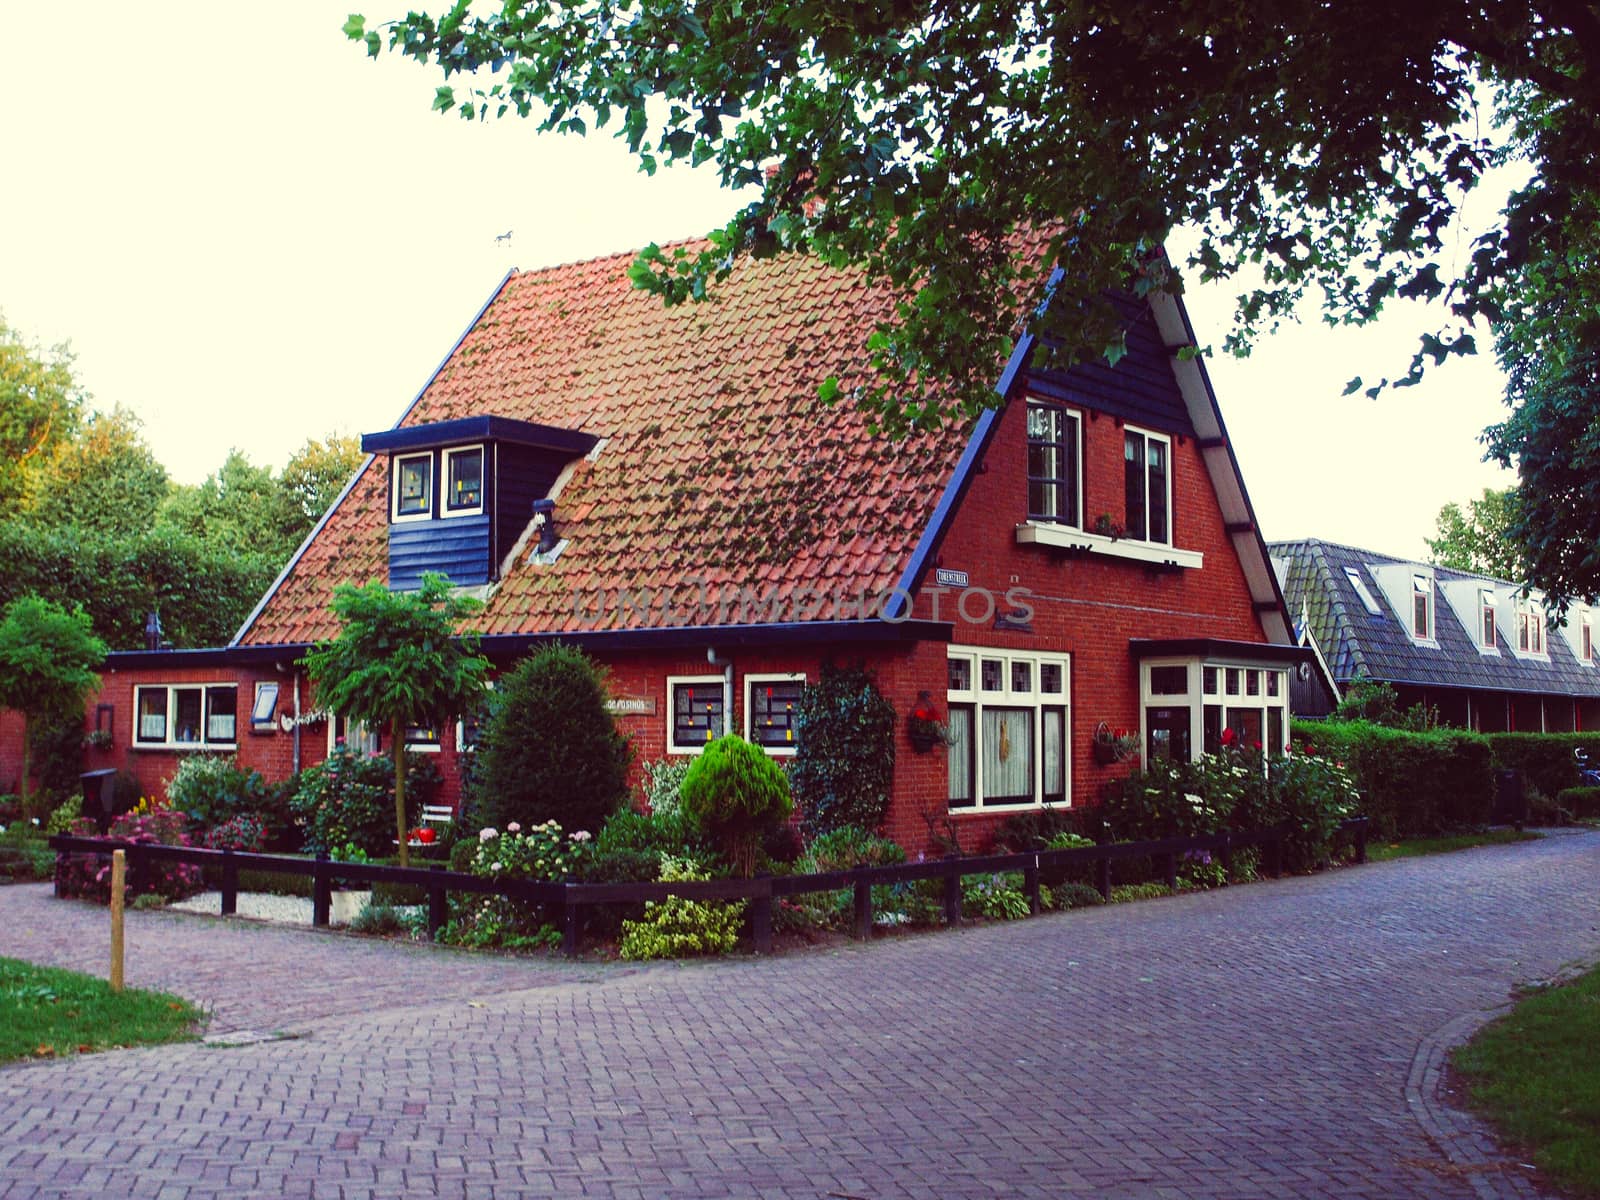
[509,235,711,282]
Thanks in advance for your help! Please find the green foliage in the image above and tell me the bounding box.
[1556,787,1600,820]
[303,572,488,865]
[0,595,105,810]
[0,822,54,881]
[349,902,409,937]
[444,821,593,947]
[1329,677,1435,730]
[800,826,906,873]
[288,743,438,857]
[780,825,907,931]
[164,755,273,832]
[1055,882,1106,910]
[0,956,200,1065]
[639,756,690,818]
[1452,966,1600,1197]
[1426,488,1526,582]
[962,873,1030,921]
[993,806,1100,853]
[471,643,629,838]
[44,795,81,836]
[679,735,793,877]
[618,855,746,960]
[279,434,364,524]
[201,814,267,853]
[1484,732,1592,801]
[159,449,307,567]
[595,806,697,859]
[790,663,895,838]
[1110,882,1172,904]
[25,407,168,539]
[0,314,85,510]
[1296,720,1493,838]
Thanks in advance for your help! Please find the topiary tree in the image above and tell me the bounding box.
[0,596,105,814]
[301,573,488,866]
[679,734,793,878]
[790,662,896,838]
[471,643,630,836]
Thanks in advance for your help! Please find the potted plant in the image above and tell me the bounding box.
[907,691,953,754]
[1092,721,1141,765]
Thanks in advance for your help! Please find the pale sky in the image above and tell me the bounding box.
[0,1,1515,562]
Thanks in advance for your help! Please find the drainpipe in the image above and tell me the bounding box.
[707,647,734,737]
[291,668,303,773]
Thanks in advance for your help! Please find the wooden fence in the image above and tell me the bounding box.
[50,818,1368,957]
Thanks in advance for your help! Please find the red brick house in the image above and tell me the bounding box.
[75,240,1307,856]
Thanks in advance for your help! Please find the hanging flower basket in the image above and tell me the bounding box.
[1093,721,1140,765]
[907,692,954,754]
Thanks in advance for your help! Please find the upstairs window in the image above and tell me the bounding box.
[1481,589,1497,649]
[1411,574,1434,640]
[444,445,485,514]
[1123,428,1170,545]
[1026,402,1081,527]
[1584,615,1594,663]
[1517,603,1546,654]
[393,452,433,521]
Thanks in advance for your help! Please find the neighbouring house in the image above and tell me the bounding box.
[72,239,1309,856]
[1271,538,1600,731]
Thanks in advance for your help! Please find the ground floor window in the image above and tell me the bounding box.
[1140,658,1290,763]
[133,684,237,750]
[947,648,1070,810]
[745,673,805,754]
[667,676,726,754]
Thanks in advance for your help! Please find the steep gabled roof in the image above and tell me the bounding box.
[1271,538,1600,698]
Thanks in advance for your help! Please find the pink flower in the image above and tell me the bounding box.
[506,821,522,833]
[478,827,498,842]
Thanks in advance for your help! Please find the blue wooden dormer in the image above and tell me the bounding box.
[361,416,597,590]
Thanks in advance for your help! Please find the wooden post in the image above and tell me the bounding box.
[220,849,238,917]
[1094,854,1111,901]
[109,849,126,994]
[852,878,872,940]
[751,877,773,954]
[1024,862,1042,915]
[428,866,447,940]
[312,852,331,927]
[943,870,962,924]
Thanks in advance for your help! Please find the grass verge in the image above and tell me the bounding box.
[0,956,202,1066]
[1368,829,1539,862]
[1452,966,1600,1197]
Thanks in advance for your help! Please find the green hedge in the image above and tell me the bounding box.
[1483,732,1592,799]
[1555,786,1600,819]
[1293,720,1493,838]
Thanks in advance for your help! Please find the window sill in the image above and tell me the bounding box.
[132,743,237,753]
[949,799,1072,815]
[1015,522,1203,570]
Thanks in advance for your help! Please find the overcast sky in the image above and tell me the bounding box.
[0,1,1515,562]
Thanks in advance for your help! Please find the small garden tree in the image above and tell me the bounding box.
[472,643,630,835]
[0,596,105,813]
[679,734,793,878]
[301,573,488,866]
[790,662,896,837]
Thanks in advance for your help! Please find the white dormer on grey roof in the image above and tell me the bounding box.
[1439,579,1502,656]
[1558,603,1598,667]
[1368,562,1440,648]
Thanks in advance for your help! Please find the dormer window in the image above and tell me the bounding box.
[394,453,433,520]
[1517,602,1546,655]
[1480,588,1497,649]
[1584,614,1594,663]
[444,445,485,514]
[1411,574,1433,640]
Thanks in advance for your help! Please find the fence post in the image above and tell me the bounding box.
[561,887,580,958]
[1220,832,1233,885]
[1267,828,1284,878]
[220,848,238,916]
[312,852,331,927]
[853,877,873,940]
[1094,853,1111,901]
[751,877,773,954]
[1163,851,1178,892]
[1024,860,1041,916]
[943,869,962,924]
[109,849,126,994]
[427,866,447,939]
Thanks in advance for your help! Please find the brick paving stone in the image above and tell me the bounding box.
[2,833,1600,1197]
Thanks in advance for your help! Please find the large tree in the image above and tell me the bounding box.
[0,314,85,509]
[301,573,490,866]
[1426,487,1526,582]
[348,1,1600,604]
[0,597,106,812]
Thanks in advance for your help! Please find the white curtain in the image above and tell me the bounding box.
[982,708,1033,802]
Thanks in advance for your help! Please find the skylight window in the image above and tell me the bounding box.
[1344,568,1382,616]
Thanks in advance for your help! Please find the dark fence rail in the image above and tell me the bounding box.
[50,818,1369,957]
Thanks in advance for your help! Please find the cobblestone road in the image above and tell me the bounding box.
[2,831,1598,1199]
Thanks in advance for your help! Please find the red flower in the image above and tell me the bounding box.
[1220,727,1238,747]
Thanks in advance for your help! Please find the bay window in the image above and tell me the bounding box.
[947,649,1070,811]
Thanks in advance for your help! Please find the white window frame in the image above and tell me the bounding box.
[442,444,486,518]
[1345,568,1383,616]
[1480,588,1498,651]
[1123,424,1172,547]
[1412,573,1434,641]
[404,723,444,753]
[1515,602,1548,658]
[391,451,435,523]
[744,672,806,757]
[946,648,1071,813]
[667,674,727,755]
[1025,399,1084,529]
[329,715,379,756]
[1144,660,1292,763]
[132,683,238,751]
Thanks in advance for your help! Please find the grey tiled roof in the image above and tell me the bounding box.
[1269,539,1600,699]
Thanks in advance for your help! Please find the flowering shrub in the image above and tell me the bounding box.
[962,873,1031,920]
[1266,753,1361,871]
[441,820,594,948]
[203,814,267,853]
[619,855,746,960]
[289,743,440,857]
[56,812,202,903]
[1177,848,1228,889]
